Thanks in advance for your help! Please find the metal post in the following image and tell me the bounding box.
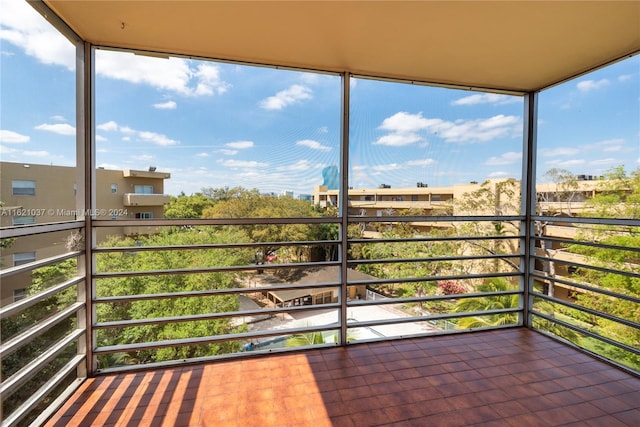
[339,72,351,345]
[521,92,538,328]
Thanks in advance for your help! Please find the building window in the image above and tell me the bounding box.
[13,252,36,266]
[12,180,35,196]
[411,195,418,201]
[13,288,27,302]
[12,216,36,226]
[111,183,118,193]
[134,185,153,194]
[73,183,77,196]
[432,195,441,201]
[135,212,153,219]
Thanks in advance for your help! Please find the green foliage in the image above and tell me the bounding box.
[202,191,335,262]
[164,193,215,219]
[454,277,520,328]
[95,227,254,366]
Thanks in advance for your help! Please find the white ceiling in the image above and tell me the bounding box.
[44,1,640,93]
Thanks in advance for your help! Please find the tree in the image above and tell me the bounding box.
[95,227,254,366]
[202,192,332,263]
[164,193,215,219]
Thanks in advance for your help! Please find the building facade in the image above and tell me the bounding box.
[1,162,171,304]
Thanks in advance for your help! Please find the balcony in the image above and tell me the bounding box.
[44,329,640,426]
[1,1,638,426]
[122,193,171,207]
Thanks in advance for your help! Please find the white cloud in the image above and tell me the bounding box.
[132,154,155,161]
[218,149,239,155]
[540,147,580,157]
[259,84,312,110]
[583,138,625,153]
[95,120,178,146]
[153,100,177,110]
[0,0,75,70]
[577,79,610,92]
[374,133,423,147]
[196,152,210,158]
[276,159,322,172]
[97,121,119,132]
[618,74,633,82]
[373,163,403,172]
[225,141,254,149]
[221,159,268,168]
[50,115,67,122]
[0,145,18,154]
[96,135,108,142]
[406,158,436,167]
[589,158,617,166]
[138,131,178,146]
[485,151,522,166]
[23,150,49,157]
[317,126,329,134]
[451,93,520,106]
[0,130,30,143]
[372,158,436,172]
[375,112,520,146]
[545,159,586,167]
[95,50,231,97]
[35,123,76,136]
[488,171,509,178]
[296,139,331,151]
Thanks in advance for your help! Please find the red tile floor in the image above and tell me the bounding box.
[45,328,639,426]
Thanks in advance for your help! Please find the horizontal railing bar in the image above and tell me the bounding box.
[94,323,341,355]
[0,276,83,318]
[94,303,341,329]
[348,271,519,287]
[0,220,83,239]
[0,328,84,400]
[29,376,86,427]
[93,260,341,279]
[94,239,339,253]
[533,215,640,227]
[531,291,640,330]
[92,216,341,227]
[348,234,520,244]
[531,311,640,356]
[0,302,84,358]
[348,215,523,223]
[0,251,82,279]
[531,272,640,304]
[532,254,640,279]
[348,253,521,265]
[533,235,640,253]
[346,290,522,307]
[1,353,85,427]
[94,282,341,303]
[347,307,521,329]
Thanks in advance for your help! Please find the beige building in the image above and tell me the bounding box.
[314,177,611,303]
[1,161,170,305]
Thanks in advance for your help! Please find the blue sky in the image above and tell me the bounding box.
[1,0,638,197]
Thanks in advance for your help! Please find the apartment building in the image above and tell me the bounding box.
[0,161,171,304]
[314,177,610,302]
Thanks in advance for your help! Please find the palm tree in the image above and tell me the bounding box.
[454,277,519,329]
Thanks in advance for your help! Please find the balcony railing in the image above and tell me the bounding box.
[122,193,171,207]
[1,213,638,426]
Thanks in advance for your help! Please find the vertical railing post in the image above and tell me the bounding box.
[521,92,538,328]
[76,41,96,375]
[339,72,351,345]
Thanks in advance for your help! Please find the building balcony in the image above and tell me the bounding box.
[44,329,640,427]
[122,193,171,207]
[122,169,171,180]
